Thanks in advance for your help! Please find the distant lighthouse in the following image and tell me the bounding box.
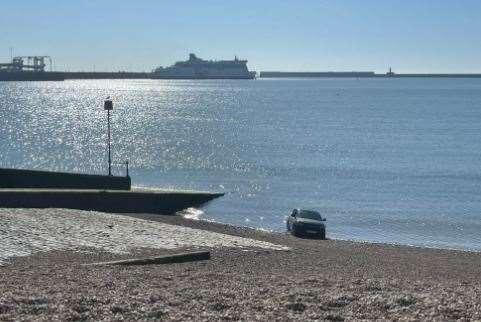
[387,67,395,77]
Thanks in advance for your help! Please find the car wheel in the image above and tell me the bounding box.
[319,229,326,240]
[291,226,298,237]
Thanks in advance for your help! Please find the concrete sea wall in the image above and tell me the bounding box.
[0,168,131,190]
[0,189,223,215]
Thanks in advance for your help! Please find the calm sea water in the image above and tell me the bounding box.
[1,78,481,251]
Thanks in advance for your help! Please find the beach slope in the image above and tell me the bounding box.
[0,209,480,321]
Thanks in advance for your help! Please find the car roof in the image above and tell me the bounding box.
[296,209,320,214]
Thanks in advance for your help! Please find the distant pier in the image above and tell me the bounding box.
[0,55,151,81]
[61,71,151,80]
[259,71,481,78]
[260,71,376,78]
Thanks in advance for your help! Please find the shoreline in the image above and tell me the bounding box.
[137,212,481,258]
[172,211,481,255]
[1,208,481,320]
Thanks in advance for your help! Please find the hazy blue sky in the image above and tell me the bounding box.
[1,0,480,73]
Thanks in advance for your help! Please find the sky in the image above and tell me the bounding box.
[1,0,480,73]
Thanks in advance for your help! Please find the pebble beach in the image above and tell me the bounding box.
[1,209,481,321]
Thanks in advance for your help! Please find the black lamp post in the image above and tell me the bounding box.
[104,97,113,176]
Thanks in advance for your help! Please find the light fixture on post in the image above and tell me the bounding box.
[104,97,113,176]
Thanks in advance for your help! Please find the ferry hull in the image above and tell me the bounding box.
[151,74,256,80]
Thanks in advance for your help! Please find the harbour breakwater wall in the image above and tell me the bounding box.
[61,71,151,79]
[0,168,131,190]
[48,71,481,79]
[260,71,376,78]
[0,71,150,81]
[5,71,481,81]
[259,71,481,78]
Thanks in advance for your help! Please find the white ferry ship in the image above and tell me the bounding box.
[152,53,256,79]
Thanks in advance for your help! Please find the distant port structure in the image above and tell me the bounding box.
[2,54,481,81]
[0,55,65,81]
[0,55,52,72]
[0,55,150,81]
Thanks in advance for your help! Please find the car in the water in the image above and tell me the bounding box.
[286,209,326,239]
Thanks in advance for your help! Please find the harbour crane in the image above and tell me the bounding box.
[0,56,52,72]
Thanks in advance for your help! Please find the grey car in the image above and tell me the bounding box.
[286,209,326,239]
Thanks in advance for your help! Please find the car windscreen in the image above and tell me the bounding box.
[298,211,322,220]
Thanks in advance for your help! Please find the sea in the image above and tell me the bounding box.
[1,78,481,252]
